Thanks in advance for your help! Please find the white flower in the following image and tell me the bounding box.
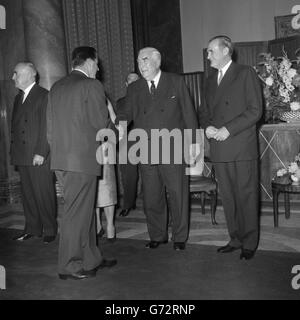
[277,168,287,176]
[289,162,299,173]
[290,101,300,111]
[288,68,297,79]
[291,175,299,182]
[265,76,274,86]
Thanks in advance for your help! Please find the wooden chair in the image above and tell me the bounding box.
[189,157,218,225]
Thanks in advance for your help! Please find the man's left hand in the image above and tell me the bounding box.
[189,143,201,164]
[214,127,230,141]
[33,154,44,166]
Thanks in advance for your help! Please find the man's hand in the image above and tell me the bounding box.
[189,143,201,164]
[116,124,125,141]
[205,126,218,139]
[33,154,44,166]
[214,127,230,141]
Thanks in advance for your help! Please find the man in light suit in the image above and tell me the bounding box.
[47,46,117,280]
[11,62,57,244]
[199,35,263,260]
[116,47,199,251]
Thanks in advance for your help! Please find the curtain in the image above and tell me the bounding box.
[62,0,134,103]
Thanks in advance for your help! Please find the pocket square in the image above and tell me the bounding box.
[170,95,176,99]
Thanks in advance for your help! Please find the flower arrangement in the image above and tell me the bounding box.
[256,48,300,121]
[275,153,300,184]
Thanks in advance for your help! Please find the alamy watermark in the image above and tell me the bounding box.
[96,122,204,176]
[0,265,6,290]
[291,265,300,290]
[0,5,5,30]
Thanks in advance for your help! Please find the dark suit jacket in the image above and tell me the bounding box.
[117,72,199,164]
[10,84,49,166]
[199,62,263,162]
[47,70,108,175]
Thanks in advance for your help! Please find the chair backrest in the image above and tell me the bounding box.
[181,71,204,113]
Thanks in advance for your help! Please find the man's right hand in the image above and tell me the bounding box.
[116,124,125,141]
[205,126,218,139]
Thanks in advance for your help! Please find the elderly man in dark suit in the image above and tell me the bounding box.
[199,35,263,260]
[116,47,199,251]
[47,46,117,280]
[11,62,57,244]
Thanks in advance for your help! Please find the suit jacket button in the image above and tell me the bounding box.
[225,101,229,105]
[22,141,25,144]
[22,131,25,133]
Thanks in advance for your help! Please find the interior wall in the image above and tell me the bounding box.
[180,0,300,72]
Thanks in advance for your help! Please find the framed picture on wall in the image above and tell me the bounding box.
[274,14,300,39]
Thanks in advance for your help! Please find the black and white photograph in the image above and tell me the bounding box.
[0,0,300,305]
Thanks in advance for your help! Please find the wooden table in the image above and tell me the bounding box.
[271,181,300,227]
[259,123,300,204]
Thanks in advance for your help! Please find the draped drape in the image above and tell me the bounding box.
[62,0,134,103]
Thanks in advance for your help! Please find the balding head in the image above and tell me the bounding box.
[12,62,37,90]
[137,47,161,81]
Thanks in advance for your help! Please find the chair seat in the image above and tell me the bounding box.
[189,175,217,193]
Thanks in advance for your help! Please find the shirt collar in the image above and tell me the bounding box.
[219,60,232,76]
[73,68,89,78]
[147,70,161,88]
[23,82,36,101]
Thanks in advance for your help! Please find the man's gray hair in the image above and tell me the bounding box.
[209,35,234,56]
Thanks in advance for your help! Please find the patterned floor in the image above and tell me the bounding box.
[1,199,300,253]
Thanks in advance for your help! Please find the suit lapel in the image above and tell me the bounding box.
[156,72,170,100]
[207,72,218,108]
[140,79,151,114]
[12,92,24,125]
[14,84,38,124]
[213,62,238,107]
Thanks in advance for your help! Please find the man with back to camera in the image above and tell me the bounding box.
[47,46,117,280]
[199,35,263,260]
[11,62,57,244]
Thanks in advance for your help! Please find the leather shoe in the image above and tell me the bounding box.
[145,240,168,249]
[173,242,186,251]
[217,244,241,253]
[13,233,35,241]
[97,259,117,269]
[240,249,255,260]
[97,228,105,238]
[106,236,116,243]
[119,208,131,217]
[58,269,96,280]
[43,235,56,244]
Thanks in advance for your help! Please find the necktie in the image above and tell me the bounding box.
[20,90,25,104]
[217,70,223,86]
[150,80,156,96]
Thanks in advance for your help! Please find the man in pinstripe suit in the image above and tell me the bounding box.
[10,62,57,244]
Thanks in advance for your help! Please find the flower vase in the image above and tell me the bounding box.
[274,174,291,185]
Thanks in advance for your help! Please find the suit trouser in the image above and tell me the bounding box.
[214,160,259,251]
[18,161,57,236]
[140,164,189,243]
[119,163,138,209]
[55,171,102,274]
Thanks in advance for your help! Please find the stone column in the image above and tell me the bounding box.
[22,0,67,90]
